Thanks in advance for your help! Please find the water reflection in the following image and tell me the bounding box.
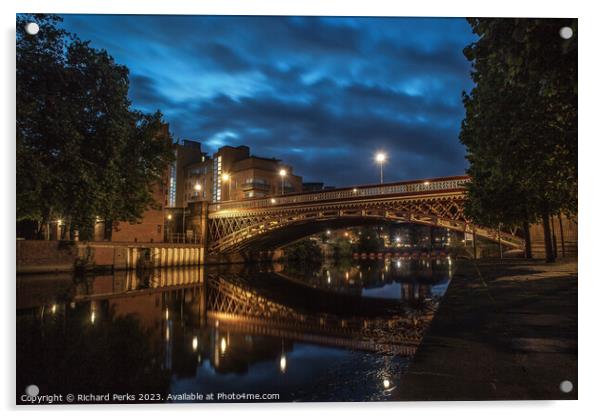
[16,257,452,403]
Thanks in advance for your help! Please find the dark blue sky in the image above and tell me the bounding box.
[59,15,476,186]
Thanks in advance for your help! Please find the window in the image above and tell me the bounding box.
[168,164,177,207]
[213,155,222,202]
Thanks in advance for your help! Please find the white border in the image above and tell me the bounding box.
[3,1,600,418]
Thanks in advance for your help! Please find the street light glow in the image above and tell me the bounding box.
[167,214,172,220]
[278,169,287,195]
[375,152,387,184]
[194,183,201,191]
[280,355,287,372]
[222,173,230,182]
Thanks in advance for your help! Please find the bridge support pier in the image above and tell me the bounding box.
[199,201,209,265]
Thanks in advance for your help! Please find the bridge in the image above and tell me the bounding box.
[207,175,524,254]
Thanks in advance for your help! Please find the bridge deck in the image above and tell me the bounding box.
[209,175,471,213]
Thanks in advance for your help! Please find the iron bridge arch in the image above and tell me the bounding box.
[207,175,524,254]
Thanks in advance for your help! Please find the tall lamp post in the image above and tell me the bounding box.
[375,152,387,184]
[193,183,202,243]
[167,213,172,243]
[279,169,287,195]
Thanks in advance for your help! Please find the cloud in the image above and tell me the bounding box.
[203,42,252,72]
[57,14,476,186]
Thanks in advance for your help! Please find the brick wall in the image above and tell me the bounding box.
[16,240,79,271]
[111,182,166,243]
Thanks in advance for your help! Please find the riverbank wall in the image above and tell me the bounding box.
[16,240,283,274]
[16,240,205,274]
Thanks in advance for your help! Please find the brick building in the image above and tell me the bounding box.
[163,143,303,240]
[181,144,303,204]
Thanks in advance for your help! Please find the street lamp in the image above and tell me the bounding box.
[279,169,287,195]
[194,183,201,192]
[166,213,172,242]
[375,152,387,184]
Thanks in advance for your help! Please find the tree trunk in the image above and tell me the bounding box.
[498,224,503,259]
[37,213,50,240]
[558,214,566,257]
[542,213,555,263]
[550,215,558,259]
[522,220,532,259]
[35,219,46,240]
[472,225,478,259]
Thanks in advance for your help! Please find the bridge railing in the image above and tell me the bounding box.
[209,176,470,212]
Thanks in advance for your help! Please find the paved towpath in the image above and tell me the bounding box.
[394,258,577,400]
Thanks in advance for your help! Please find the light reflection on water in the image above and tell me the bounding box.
[16,257,452,403]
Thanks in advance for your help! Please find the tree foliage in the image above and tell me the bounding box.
[354,227,384,253]
[17,14,174,238]
[460,18,577,261]
[283,238,323,261]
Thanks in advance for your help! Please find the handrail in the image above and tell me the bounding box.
[209,176,470,213]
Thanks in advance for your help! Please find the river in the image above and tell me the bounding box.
[16,257,453,403]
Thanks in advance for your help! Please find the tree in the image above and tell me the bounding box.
[331,236,353,259]
[17,14,174,239]
[355,227,383,253]
[460,18,577,262]
[283,239,323,261]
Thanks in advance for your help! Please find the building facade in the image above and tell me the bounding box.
[167,140,205,208]
[161,142,303,240]
[181,144,303,205]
